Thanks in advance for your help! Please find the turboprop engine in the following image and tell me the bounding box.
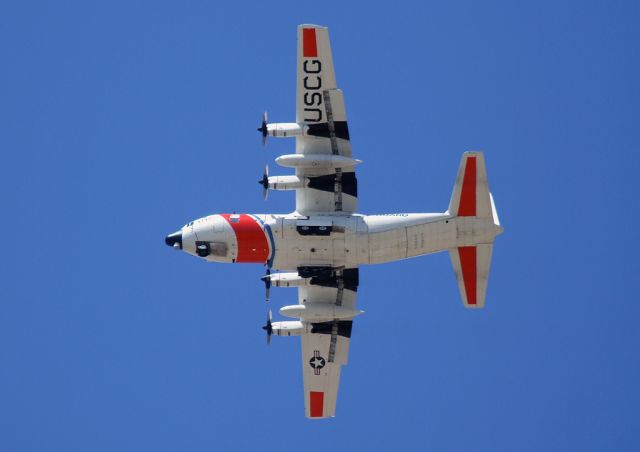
[258,165,305,199]
[263,272,310,288]
[271,321,305,337]
[257,112,305,145]
[265,123,305,138]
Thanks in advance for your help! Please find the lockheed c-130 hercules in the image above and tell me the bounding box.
[165,24,503,419]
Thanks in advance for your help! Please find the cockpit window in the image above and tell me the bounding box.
[230,214,240,223]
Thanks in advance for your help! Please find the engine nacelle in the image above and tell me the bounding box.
[272,321,304,336]
[267,123,305,138]
[275,154,362,169]
[267,175,305,191]
[267,272,310,287]
[280,303,364,322]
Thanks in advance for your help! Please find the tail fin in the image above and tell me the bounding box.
[447,152,502,309]
[447,151,492,219]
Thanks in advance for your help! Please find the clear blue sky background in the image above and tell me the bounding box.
[2,1,639,451]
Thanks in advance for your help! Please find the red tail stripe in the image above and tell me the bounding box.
[309,391,324,417]
[458,246,477,305]
[302,28,318,57]
[458,156,476,216]
[220,214,269,263]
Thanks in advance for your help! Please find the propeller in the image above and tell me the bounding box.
[261,308,273,345]
[258,164,269,200]
[257,111,268,145]
[261,268,272,302]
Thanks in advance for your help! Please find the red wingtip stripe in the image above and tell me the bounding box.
[309,391,324,417]
[458,156,477,216]
[302,28,318,57]
[458,246,477,305]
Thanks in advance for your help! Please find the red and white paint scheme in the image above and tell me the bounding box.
[165,25,503,419]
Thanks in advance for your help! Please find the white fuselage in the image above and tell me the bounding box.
[177,212,501,270]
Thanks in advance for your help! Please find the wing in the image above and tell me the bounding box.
[295,25,357,215]
[298,268,358,418]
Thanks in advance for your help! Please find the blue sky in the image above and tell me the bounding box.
[2,1,639,450]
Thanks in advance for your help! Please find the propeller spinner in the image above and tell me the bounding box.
[261,309,273,345]
[257,164,269,200]
[257,111,268,145]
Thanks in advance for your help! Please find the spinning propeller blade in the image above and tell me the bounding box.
[257,111,268,146]
[261,268,272,302]
[261,309,273,345]
[257,164,269,200]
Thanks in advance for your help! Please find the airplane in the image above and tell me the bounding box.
[164,24,504,419]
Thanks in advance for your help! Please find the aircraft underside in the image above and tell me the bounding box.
[164,24,503,419]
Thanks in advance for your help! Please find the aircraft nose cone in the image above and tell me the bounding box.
[165,231,182,249]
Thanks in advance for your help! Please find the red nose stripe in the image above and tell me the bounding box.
[458,246,477,305]
[309,391,324,417]
[458,156,476,216]
[302,28,318,57]
[221,214,269,263]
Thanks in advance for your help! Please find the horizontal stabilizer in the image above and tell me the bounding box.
[449,244,493,308]
[448,152,492,219]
